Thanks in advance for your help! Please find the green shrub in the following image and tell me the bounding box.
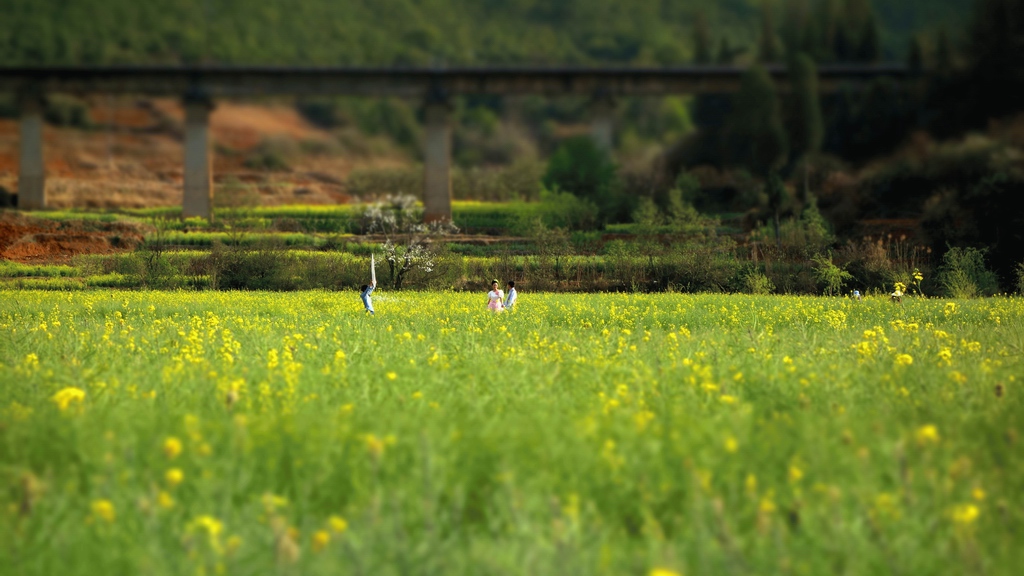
[214,177,261,208]
[292,253,363,290]
[632,197,662,228]
[243,138,296,171]
[1,277,85,290]
[452,160,544,202]
[44,95,92,128]
[811,252,854,296]
[129,247,182,289]
[296,98,343,128]
[938,246,999,298]
[199,243,297,291]
[543,137,622,223]
[743,271,775,295]
[800,195,834,254]
[346,166,423,199]
[0,262,78,278]
[86,273,138,288]
[517,189,600,233]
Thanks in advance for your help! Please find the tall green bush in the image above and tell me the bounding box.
[938,246,999,298]
[811,251,854,296]
[543,137,621,223]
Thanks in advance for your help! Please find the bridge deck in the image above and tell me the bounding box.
[0,64,911,98]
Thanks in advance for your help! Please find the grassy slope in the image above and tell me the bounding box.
[0,0,972,66]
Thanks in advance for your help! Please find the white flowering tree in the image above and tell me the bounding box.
[360,194,457,289]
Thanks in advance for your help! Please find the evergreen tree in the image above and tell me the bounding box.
[716,37,745,64]
[765,171,789,245]
[788,53,824,159]
[970,0,1024,84]
[800,18,820,58]
[856,15,881,62]
[908,35,924,72]
[725,66,789,176]
[936,29,954,74]
[758,1,780,63]
[833,26,851,61]
[814,0,841,61]
[781,0,810,57]
[843,0,873,28]
[693,12,713,65]
[968,0,1024,119]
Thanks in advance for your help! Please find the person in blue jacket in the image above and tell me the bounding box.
[361,254,377,315]
[360,280,376,315]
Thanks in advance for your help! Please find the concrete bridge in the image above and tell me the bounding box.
[1,64,909,221]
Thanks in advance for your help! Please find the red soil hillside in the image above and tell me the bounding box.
[0,98,407,209]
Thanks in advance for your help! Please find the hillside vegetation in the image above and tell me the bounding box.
[1,0,970,66]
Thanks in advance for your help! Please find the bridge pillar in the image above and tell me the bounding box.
[183,95,214,220]
[590,95,616,153]
[422,98,452,223]
[17,93,46,210]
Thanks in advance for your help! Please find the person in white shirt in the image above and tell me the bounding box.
[504,280,517,310]
[486,279,505,312]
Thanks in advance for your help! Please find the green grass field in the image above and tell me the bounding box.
[1,290,1021,575]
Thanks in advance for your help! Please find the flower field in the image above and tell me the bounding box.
[1,290,1022,575]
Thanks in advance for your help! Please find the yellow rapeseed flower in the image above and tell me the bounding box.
[724,436,738,453]
[328,515,348,534]
[386,372,398,381]
[952,504,979,526]
[972,487,986,501]
[194,516,223,537]
[873,492,900,521]
[895,354,913,366]
[261,493,289,513]
[158,490,175,510]
[916,425,940,446]
[91,499,115,523]
[163,437,183,460]
[364,434,387,458]
[789,465,804,483]
[51,387,85,411]
[189,515,225,553]
[745,474,758,497]
[165,468,184,488]
[311,530,330,553]
[649,569,682,576]
[225,535,243,555]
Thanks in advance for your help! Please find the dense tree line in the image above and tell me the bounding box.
[0,0,969,66]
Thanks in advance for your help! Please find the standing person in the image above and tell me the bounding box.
[504,280,517,310]
[486,279,505,312]
[360,254,377,315]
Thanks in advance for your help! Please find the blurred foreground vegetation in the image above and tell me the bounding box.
[1,290,1021,574]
